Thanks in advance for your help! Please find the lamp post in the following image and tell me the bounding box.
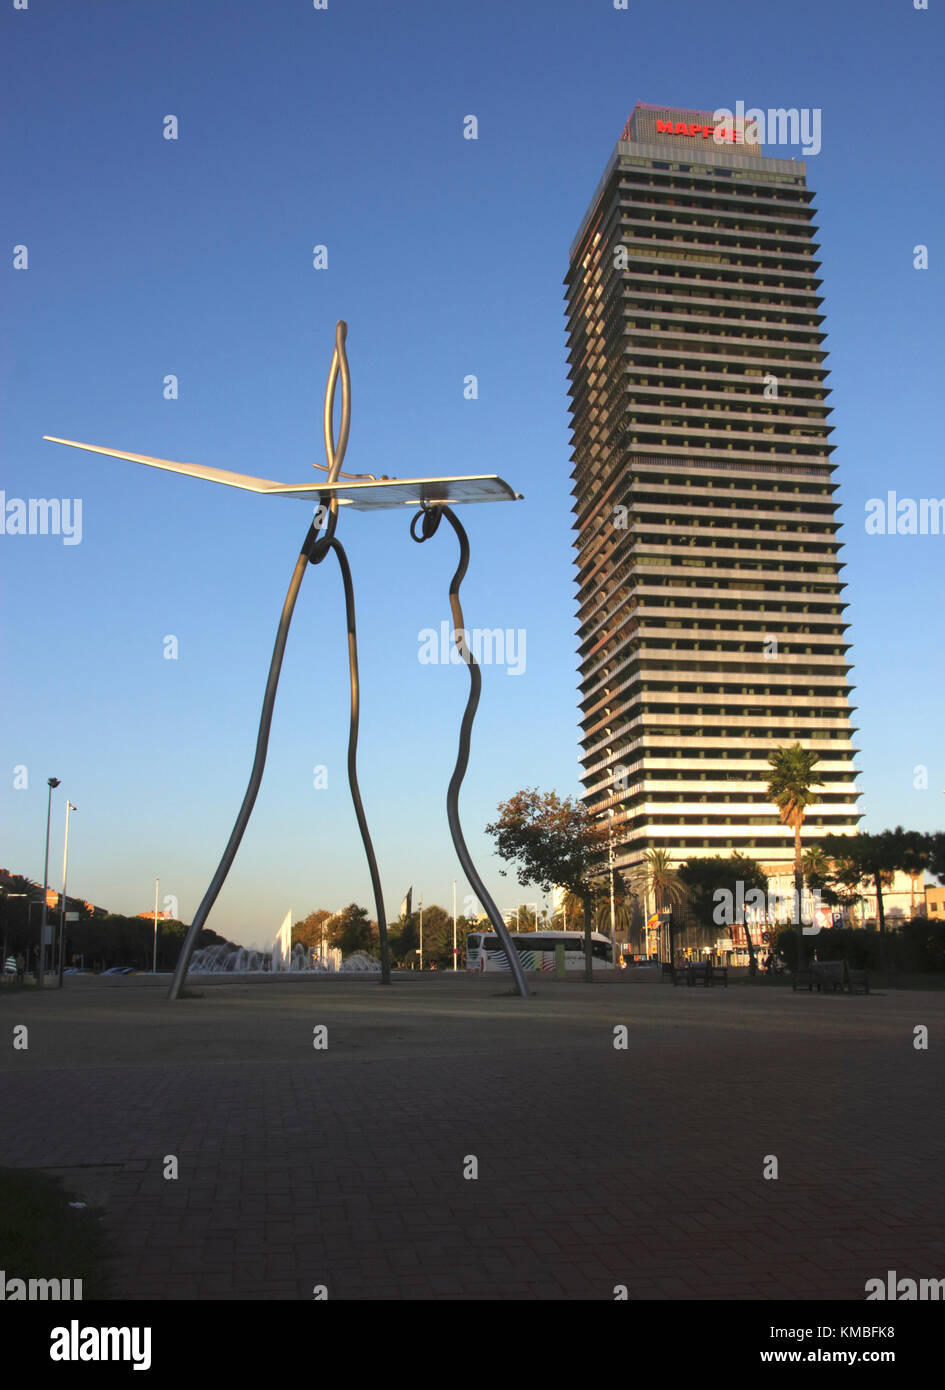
[38,777,61,987]
[452,879,457,972]
[56,801,76,988]
[153,877,160,974]
[607,810,616,958]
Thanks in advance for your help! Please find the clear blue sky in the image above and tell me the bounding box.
[2,0,942,948]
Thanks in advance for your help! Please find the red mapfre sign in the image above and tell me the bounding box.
[656,118,742,142]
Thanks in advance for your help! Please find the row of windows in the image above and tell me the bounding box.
[595,725,853,744]
[621,278,819,302]
[623,840,851,855]
[599,701,847,719]
[622,404,828,423]
[621,161,809,188]
[616,244,816,275]
[599,768,856,784]
[601,681,848,696]
[592,642,848,658]
[625,417,825,439]
[596,662,849,679]
[594,750,857,770]
[608,812,858,830]
[617,193,812,227]
[595,792,856,808]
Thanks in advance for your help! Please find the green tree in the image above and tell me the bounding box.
[0,872,41,958]
[510,903,540,932]
[928,831,945,884]
[887,826,933,919]
[801,844,831,889]
[417,905,452,968]
[553,887,636,945]
[485,788,609,981]
[766,743,822,972]
[634,850,685,915]
[632,849,685,962]
[330,903,377,958]
[592,891,636,943]
[820,828,933,971]
[677,853,769,975]
[389,912,419,966]
[292,909,333,952]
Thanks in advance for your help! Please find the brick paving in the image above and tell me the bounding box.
[1,973,943,1300]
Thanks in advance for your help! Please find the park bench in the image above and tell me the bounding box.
[792,962,869,994]
[672,963,727,987]
[811,960,846,993]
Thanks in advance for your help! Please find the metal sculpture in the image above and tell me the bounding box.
[44,322,530,999]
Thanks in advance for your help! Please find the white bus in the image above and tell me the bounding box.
[465,930,613,973]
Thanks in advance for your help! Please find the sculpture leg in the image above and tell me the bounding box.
[167,522,319,998]
[329,537,390,984]
[410,504,530,999]
[167,517,391,997]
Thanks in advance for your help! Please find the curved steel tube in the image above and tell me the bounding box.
[329,536,390,984]
[323,320,351,484]
[167,521,319,999]
[413,505,530,999]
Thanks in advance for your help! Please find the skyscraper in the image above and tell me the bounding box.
[566,103,860,904]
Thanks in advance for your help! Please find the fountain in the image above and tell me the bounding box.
[188,940,381,975]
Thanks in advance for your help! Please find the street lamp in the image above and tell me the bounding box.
[607,810,616,959]
[56,801,76,988]
[38,777,61,987]
[153,877,160,974]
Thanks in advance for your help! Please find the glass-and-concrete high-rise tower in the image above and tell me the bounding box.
[566,103,861,892]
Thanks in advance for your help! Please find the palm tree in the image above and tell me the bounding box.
[593,893,635,940]
[801,845,830,886]
[634,849,685,913]
[767,743,822,972]
[633,849,685,960]
[557,889,584,930]
[801,845,832,921]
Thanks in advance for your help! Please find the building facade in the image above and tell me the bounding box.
[925,885,945,921]
[566,103,861,891]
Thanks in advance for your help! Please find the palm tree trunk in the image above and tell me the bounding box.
[794,820,805,974]
[875,870,888,975]
[744,919,758,978]
[582,889,593,983]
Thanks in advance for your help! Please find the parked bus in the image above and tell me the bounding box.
[465,930,613,973]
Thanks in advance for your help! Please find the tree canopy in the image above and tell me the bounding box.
[486,788,612,981]
[485,788,608,897]
[677,853,769,970]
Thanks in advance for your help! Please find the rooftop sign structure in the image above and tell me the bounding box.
[622,101,760,148]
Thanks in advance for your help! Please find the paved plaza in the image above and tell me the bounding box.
[2,973,943,1300]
